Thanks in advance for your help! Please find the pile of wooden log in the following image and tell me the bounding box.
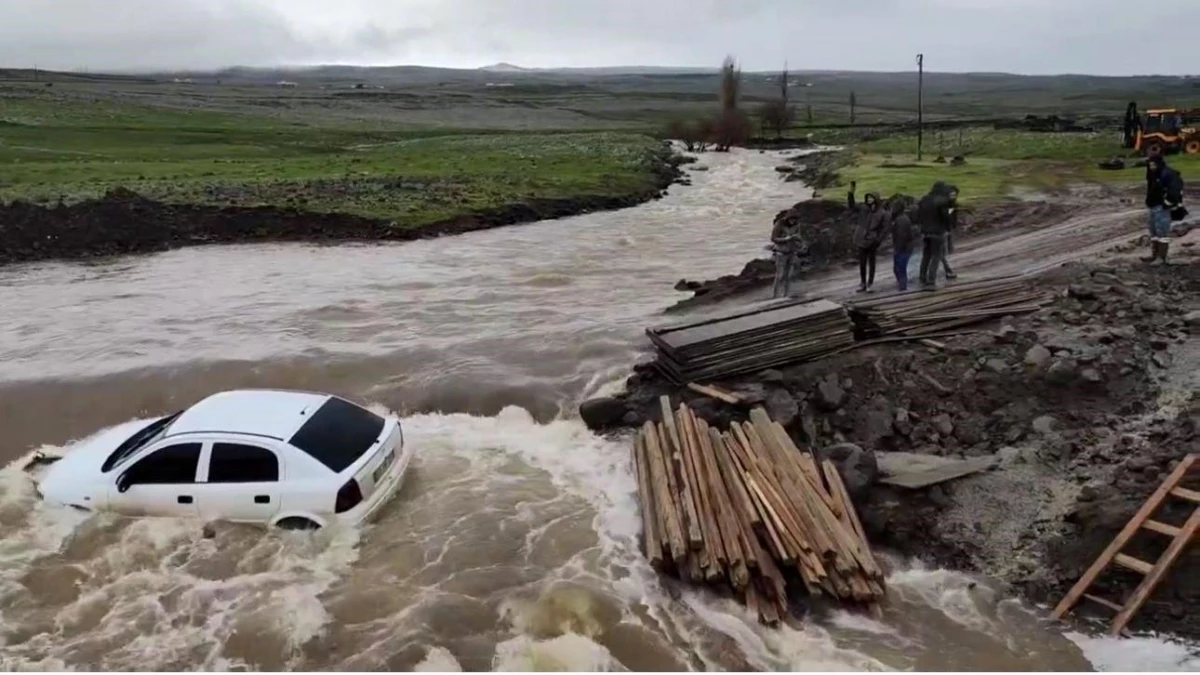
[631,397,886,626]
[846,275,1047,341]
[646,299,854,383]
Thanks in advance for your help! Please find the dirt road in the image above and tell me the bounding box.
[679,204,1146,318]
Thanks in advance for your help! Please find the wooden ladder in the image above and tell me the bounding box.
[1051,453,1198,636]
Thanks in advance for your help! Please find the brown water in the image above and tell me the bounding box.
[0,149,1192,671]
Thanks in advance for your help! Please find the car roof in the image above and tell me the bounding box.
[164,389,332,441]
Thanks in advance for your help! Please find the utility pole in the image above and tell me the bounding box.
[916,53,925,161]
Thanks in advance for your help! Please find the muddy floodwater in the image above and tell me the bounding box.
[0,149,1195,671]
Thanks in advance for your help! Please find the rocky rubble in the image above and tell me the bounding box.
[584,257,1200,637]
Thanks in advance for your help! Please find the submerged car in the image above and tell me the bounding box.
[38,389,411,530]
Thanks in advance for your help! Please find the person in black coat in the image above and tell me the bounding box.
[1144,155,1184,264]
[915,181,958,290]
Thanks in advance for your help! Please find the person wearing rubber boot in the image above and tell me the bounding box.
[852,192,889,292]
[916,181,957,291]
[1143,155,1184,264]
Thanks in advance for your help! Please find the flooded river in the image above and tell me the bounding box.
[0,149,1194,670]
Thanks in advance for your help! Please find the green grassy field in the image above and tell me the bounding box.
[3,64,1199,221]
[819,127,1200,203]
[0,93,670,223]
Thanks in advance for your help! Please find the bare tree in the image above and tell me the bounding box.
[714,110,751,151]
[719,55,741,113]
[666,118,700,152]
[780,62,789,105]
[849,90,857,124]
[694,118,714,151]
[806,104,814,125]
[758,100,795,140]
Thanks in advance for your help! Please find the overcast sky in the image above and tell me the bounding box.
[0,0,1192,76]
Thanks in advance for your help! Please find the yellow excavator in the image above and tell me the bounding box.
[1125,102,1200,156]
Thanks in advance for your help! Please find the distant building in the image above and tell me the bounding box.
[277,80,298,88]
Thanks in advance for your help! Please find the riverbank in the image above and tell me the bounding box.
[583,195,1200,634]
[0,144,684,266]
[588,250,1200,638]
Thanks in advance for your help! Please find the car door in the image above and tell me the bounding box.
[195,441,283,524]
[109,442,203,518]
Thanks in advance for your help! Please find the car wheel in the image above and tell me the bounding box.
[275,516,321,531]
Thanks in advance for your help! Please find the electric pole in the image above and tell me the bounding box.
[916,53,924,161]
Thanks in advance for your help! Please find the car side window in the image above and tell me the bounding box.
[208,443,280,483]
[124,443,202,486]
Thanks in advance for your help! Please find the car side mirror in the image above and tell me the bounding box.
[116,473,132,493]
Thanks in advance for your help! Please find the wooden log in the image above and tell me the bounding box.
[632,429,664,569]
[643,421,686,562]
[694,417,739,571]
[659,396,704,550]
[682,406,728,568]
[676,405,721,580]
[824,458,885,586]
[711,432,761,571]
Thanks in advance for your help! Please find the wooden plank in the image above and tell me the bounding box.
[1082,593,1123,613]
[1110,505,1200,635]
[686,382,742,405]
[878,456,996,489]
[659,396,704,550]
[643,421,686,562]
[1113,553,1153,575]
[1169,486,1200,503]
[1052,455,1196,620]
[1142,519,1182,537]
[653,299,845,351]
[632,430,663,568]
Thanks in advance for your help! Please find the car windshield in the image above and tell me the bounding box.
[102,411,183,473]
[288,397,385,473]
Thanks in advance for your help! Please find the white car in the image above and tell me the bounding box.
[37,389,412,530]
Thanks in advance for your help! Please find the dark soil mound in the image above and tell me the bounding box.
[0,153,686,267]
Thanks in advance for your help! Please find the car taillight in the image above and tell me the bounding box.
[335,479,363,513]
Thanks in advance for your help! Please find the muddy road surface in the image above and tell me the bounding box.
[0,150,1190,670]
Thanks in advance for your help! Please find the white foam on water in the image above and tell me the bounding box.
[492,632,624,672]
[415,645,463,672]
[887,563,999,633]
[0,422,363,670]
[1067,632,1200,672]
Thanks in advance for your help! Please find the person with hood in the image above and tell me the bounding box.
[916,181,957,291]
[770,210,806,297]
[1143,154,1185,264]
[940,185,960,280]
[852,192,889,292]
[889,198,918,291]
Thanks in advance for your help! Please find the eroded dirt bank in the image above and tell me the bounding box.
[0,153,685,267]
[584,218,1200,637]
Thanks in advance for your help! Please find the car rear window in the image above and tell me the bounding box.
[288,397,385,473]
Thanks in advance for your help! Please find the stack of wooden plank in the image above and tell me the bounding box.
[846,275,1047,341]
[646,299,854,383]
[631,397,886,626]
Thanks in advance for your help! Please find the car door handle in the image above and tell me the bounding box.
[254,495,270,504]
[177,495,194,504]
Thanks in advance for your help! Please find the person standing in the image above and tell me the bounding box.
[916,181,957,291]
[889,199,917,291]
[770,212,804,298]
[852,192,888,292]
[940,186,960,280]
[1143,155,1184,264]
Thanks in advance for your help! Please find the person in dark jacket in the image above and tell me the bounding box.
[852,192,889,292]
[889,199,918,291]
[1143,155,1184,264]
[916,181,957,290]
[940,185,960,280]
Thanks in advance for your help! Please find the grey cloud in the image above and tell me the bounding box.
[0,0,1194,75]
